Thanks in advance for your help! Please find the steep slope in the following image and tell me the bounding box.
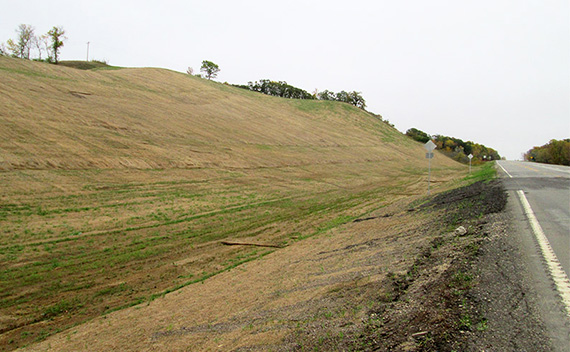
[0,57,466,350]
[1,56,420,171]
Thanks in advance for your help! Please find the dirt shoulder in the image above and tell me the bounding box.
[23,179,552,351]
[343,179,556,352]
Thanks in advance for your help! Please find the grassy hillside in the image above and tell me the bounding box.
[0,56,465,350]
[2,56,409,171]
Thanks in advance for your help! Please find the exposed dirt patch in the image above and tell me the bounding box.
[420,179,507,225]
[277,180,512,351]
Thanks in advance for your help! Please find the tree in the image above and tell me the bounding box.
[245,80,314,99]
[5,39,18,57]
[200,60,220,80]
[5,24,35,59]
[316,89,366,108]
[335,90,350,103]
[317,90,335,100]
[405,128,431,143]
[16,24,35,59]
[348,91,366,109]
[32,34,47,60]
[525,139,570,166]
[47,26,66,64]
[37,34,52,61]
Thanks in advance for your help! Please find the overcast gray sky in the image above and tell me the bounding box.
[2,0,568,160]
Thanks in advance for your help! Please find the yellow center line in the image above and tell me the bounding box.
[521,164,539,172]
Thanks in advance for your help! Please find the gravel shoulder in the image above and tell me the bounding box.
[457,211,554,351]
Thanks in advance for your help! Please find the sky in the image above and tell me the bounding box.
[1,0,568,160]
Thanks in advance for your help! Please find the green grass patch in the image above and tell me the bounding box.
[43,298,83,319]
[464,161,497,183]
[318,215,355,233]
[60,61,110,70]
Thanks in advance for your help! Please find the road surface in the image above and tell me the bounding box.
[496,160,570,351]
[497,160,570,276]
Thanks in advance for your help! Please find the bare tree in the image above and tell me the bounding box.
[15,24,35,59]
[38,34,52,60]
[33,35,44,60]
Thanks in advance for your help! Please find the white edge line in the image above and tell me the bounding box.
[497,162,513,178]
[516,190,570,316]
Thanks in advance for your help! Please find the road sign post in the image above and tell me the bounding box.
[468,154,473,174]
[424,140,436,195]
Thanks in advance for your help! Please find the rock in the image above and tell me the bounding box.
[412,331,429,338]
[455,226,467,236]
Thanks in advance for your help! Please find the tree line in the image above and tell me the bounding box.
[1,24,66,64]
[316,89,366,109]
[232,80,367,109]
[524,139,570,166]
[405,127,501,164]
[187,60,368,109]
[233,80,314,100]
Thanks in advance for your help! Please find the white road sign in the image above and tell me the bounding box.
[424,140,436,195]
[424,140,436,152]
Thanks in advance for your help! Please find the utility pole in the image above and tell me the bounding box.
[86,42,90,62]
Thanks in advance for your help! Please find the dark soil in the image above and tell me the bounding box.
[421,179,508,225]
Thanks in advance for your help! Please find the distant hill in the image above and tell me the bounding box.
[0,56,458,172]
[405,128,501,164]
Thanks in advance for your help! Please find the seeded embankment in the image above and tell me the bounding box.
[0,56,464,350]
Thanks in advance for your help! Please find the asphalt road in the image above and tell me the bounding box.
[497,160,570,276]
[496,160,570,351]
